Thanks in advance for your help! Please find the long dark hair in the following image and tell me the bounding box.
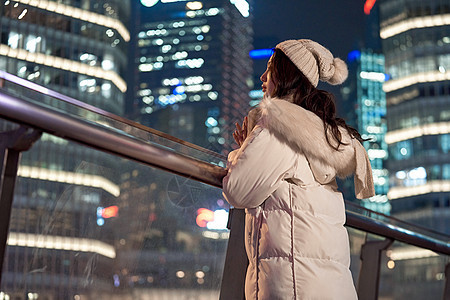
[268,48,365,150]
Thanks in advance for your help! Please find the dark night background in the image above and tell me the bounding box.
[251,0,370,98]
[253,0,367,58]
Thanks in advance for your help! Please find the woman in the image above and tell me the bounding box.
[222,39,375,299]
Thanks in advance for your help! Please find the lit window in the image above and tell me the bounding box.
[201,25,210,33]
[208,91,218,100]
[162,45,172,53]
[186,1,203,10]
[8,32,21,49]
[205,8,220,16]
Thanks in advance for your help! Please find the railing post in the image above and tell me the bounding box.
[357,238,393,300]
[219,208,248,300]
[444,262,450,300]
[0,126,41,285]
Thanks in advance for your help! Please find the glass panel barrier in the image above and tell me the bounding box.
[0,125,229,299]
[0,72,227,166]
[347,227,367,284]
[378,240,448,300]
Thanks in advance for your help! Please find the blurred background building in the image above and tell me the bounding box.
[379,0,450,234]
[341,49,390,214]
[0,0,130,298]
[0,0,449,299]
[127,0,253,153]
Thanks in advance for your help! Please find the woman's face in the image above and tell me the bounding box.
[260,56,276,96]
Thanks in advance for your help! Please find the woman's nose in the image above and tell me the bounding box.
[260,70,267,82]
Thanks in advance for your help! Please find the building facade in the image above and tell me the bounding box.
[0,1,130,299]
[379,0,450,233]
[341,49,390,214]
[129,0,253,153]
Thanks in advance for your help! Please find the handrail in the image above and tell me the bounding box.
[0,90,449,256]
[0,91,226,188]
[0,70,226,160]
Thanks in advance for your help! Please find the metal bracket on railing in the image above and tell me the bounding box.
[444,262,450,300]
[357,237,394,300]
[0,126,41,285]
[219,208,248,300]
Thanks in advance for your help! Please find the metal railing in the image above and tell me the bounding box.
[0,72,449,299]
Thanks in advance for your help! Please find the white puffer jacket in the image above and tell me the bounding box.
[222,97,374,300]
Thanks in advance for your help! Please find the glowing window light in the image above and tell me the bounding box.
[176,58,204,68]
[185,76,203,85]
[384,70,450,92]
[205,8,220,16]
[8,32,21,49]
[208,91,218,100]
[385,122,450,144]
[176,270,185,278]
[17,166,120,197]
[18,8,27,19]
[7,232,116,258]
[388,247,439,260]
[13,0,130,42]
[139,64,153,72]
[387,260,395,269]
[186,1,202,10]
[367,149,387,159]
[360,71,386,82]
[0,45,126,92]
[249,90,264,98]
[387,180,450,200]
[202,230,219,239]
[141,0,159,7]
[380,14,450,39]
[0,292,10,300]
[230,0,249,17]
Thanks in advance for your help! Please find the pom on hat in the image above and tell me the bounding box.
[275,39,348,87]
[327,58,348,85]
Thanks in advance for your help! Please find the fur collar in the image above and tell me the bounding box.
[257,96,375,199]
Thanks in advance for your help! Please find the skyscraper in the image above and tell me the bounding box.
[378,0,450,233]
[0,1,130,298]
[129,0,253,154]
[341,49,390,214]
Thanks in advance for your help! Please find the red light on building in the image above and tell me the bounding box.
[102,205,119,218]
[364,0,376,15]
[196,208,214,227]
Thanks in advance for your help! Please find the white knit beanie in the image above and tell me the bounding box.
[275,39,348,87]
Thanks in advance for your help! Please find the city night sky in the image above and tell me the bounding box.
[251,0,370,99]
[252,0,367,58]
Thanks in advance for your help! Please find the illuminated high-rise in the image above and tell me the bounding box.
[0,1,130,298]
[341,49,390,214]
[129,0,253,153]
[378,0,450,233]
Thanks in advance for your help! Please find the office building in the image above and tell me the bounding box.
[0,1,130,298]
[341,49,390,214]
[129,0,253,154]
[378,0,450,233]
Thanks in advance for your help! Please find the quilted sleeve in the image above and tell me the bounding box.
[222,125,296,208]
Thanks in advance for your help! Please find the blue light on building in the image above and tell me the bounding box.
[249,48,274,60]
